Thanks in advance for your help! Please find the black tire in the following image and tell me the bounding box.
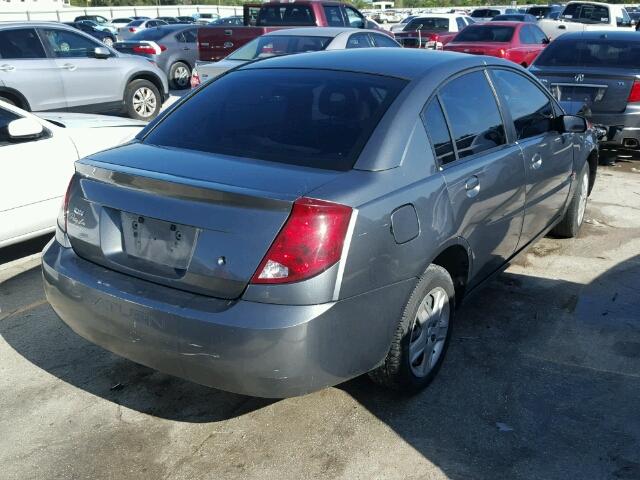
[102,36,115,47]
[169,61,191,90]
[123,79,161,121]
[551,162,590,238]
[369,264,455,394]
[0,96,16,107]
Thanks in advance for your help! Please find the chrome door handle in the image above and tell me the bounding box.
[0,64,15,72]
[531,154,543,170]
[60,63,77,71]
[464,175,480,198]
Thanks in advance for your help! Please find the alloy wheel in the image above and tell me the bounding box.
[132,87,157,118]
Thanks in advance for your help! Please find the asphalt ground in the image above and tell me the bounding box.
[1,162,639,480]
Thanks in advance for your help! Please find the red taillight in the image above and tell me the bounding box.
[498,48,506,58]
[628,80,640,103]
[57,178,73,233]
[132,44,157,54]
[158,44,167,52]
[128,27,137,32]
[250,198,353,284]
[190,69,201,88]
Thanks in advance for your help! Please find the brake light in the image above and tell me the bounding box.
[250,198,353,284]
[57,178,73,233]
[132,44,157,54]
[128,27,137,32]
[190,68,201,88]
[628,80,640,103]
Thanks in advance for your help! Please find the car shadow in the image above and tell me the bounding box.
[0,233,52,265]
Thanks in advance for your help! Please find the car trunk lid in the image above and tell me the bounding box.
[65,143,342,299]
[445,42,510,56]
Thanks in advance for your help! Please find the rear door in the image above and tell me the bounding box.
[0,28,65,111]
[177,28,199,67]
[428,70,526,286]
[39,27,122,109]
[489,68,573,246]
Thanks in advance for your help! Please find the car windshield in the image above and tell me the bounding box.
[130,29,170,41]
[561,3,610,24]
[227,35,333,61]
[143,69,407,171]
[455,25,514,42]
[405,18,450,31]
[535,38,640,68]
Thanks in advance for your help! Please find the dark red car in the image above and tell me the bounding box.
[444,21,549,67]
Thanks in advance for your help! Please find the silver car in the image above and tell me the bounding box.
[0,23,169,120]
[118,19,168,40]
[43,49,597,398]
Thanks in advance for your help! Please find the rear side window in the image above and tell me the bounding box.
[371,34,400,48]
[347,33,374,49]
[143,69,407,171]
[439,71,506,159]
[455,26,514,42]
[534,38,640,68]
[257,6,315,26]
[456,17,466,30]
[0,29,46,59]
[531,26,548,44]
[422,99,455,165]
[323,5,345,27]
[491,70,554,140]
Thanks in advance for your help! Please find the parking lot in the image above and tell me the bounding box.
[1,163,638,480]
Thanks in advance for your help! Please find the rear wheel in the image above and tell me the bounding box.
[102,36,114,47]
[369,264,455,394]
[551,163,589,238]
[124,79,161,121]
[169,62,191,90]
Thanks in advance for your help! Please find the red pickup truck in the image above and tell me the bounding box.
[198,0,374,62]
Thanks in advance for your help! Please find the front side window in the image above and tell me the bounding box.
[344,7,365,28]
[323,5,345,27]
[40,28,99,58]
[456,17,466,30]
[143,69,407,171]
[455,25,514,42]
[422,99,455,165]
[492,70,554,140]
[347,33,373,49]
[439,71,506,159]
[0,28,46,59]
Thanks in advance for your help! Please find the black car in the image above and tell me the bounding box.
[64,21,117,47]
[176,16,196,24]
[531,31,640,163]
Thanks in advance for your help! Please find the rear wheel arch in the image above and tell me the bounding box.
[0,88,30,111]
[429,240,472,303]
[586,149,598,195]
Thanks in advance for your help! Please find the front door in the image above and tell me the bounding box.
[490,68,574,247]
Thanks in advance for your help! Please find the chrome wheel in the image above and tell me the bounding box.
[103,37,114,47]
[132,87,157,118]
[577,170,589,226]
[409,287,450,378]
[173,65,190,88]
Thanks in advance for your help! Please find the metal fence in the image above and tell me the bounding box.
[0,5,242,22]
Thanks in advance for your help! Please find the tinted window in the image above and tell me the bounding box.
[439,71,506,159]
[534,38,640,68]
[561,3,610,23]
[257,5,315,26]
[527,6,549,17]
[144,69,406,171]
[456,17,466,30]
[344,7,364,28]
[519,25,536,44]
[183,29,197,43]
[406,17,450,31]
[371,34,400,48]
[471,9,488,18]
[531,26,548,44]
[0,107,22,145]
[128,20,144,27]
[40,28,99,58]
[0,29,46,59]
[347,33,373,49]
[455,25,514,42]
[324,6,345,26]
[422,99,455,165]
[492,70,554,140]
[227,35,333,61]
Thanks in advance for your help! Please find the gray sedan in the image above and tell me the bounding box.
[192,27,401,87]
[114,25,199,89]
[43,49,597,398]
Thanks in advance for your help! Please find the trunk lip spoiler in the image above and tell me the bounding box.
[75,159,296,210]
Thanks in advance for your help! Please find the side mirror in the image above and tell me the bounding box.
[7,118,44,140]
[560,115,587,133]
[542,37,550,44]
[93,46,111,59]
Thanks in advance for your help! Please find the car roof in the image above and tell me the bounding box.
[264,27,376,37]
[0,21,78,29]
[472,21,522,27]
[553,30,640,41]
[409,13,466,19]
[238,48,496,81]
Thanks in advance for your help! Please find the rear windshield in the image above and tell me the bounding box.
[405,17,449,31]
[227,35,333,61]
[143,69,407,171]
[471,9,501,18]
[561,3,610,23]
[130,28,170,41]
[527,7,549,16]
[256,5,316,26]
[535,38,640,68]
[128,20,144,27]
[493,14,524,21]
[455,25,514,42]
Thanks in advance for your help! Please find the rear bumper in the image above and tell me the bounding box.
[42,239,413,398]
[590,110,640,149]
